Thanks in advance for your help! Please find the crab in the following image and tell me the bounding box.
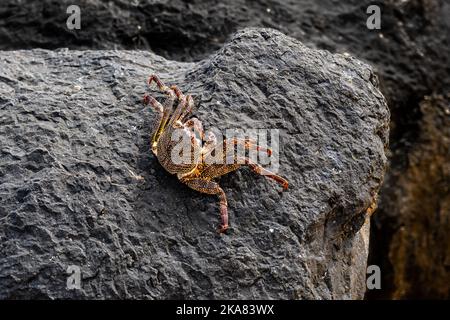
[143,75,288,233]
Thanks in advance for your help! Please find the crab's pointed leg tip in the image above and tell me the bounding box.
[218,225,229,234]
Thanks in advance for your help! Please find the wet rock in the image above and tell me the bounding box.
[0,28,388,299]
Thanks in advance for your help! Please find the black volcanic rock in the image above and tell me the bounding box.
[0,28,388,299]
[1,0,448,300]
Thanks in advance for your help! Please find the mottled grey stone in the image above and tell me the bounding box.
[0,28,388,299]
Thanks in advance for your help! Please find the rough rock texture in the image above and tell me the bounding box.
[0,0,448,298]
[0,29,388,299]
[369,94,450,299]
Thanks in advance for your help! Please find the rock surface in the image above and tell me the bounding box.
[0,29,388,299]
[1,0,449,299]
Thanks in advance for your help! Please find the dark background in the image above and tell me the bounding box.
[0,0,448,299]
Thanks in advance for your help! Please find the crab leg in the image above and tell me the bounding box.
[201,155,288,190]
[148,74,171,93]
[167,95,187,127]
[146,75,177,150]
[168,95,195,129]
[180,177,229,233]
[143,95,164,153]
[224,137,273,156]
[179,94,194,121]
[167,84,195,122]
[243,158,289,190]
[166,85,186,126]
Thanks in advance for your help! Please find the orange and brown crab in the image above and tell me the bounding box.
[143,75,288,233]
